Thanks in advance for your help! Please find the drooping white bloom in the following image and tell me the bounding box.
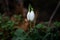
[27,4,35,21]
[29,10,35,21]
[27,10,35,21]
[27,11,30,21]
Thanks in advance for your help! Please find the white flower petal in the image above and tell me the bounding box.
[27,11,30,21]
[27,10,35,21]
[29,11,35,21]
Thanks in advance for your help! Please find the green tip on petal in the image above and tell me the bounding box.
[28,4,34,12]
[28,4,31,12]
[31,7,33,11]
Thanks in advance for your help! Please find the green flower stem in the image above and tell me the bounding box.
[30,21,31,30]
[28,4,31,12]
[31,7,33,11]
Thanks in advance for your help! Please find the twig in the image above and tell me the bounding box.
[33,9,38,27]
[42,33,51,40]
[48,1,60,27]
[5,0,9,11]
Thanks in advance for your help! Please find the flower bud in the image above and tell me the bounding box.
[27,10,35,21]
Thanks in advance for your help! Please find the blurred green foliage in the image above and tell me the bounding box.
[54,21,60,27]
[0,14,60,40]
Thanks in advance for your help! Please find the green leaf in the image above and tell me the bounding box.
[54,21,60,27]
[7,21,15,27]
[14,29,25,37]
[0,32,3,35]
[35,24,45,29]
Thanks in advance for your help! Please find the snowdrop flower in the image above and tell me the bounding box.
[27,4,35,21]
[27,9,35,21]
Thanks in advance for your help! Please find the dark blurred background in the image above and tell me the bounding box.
[0,0,60,22]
